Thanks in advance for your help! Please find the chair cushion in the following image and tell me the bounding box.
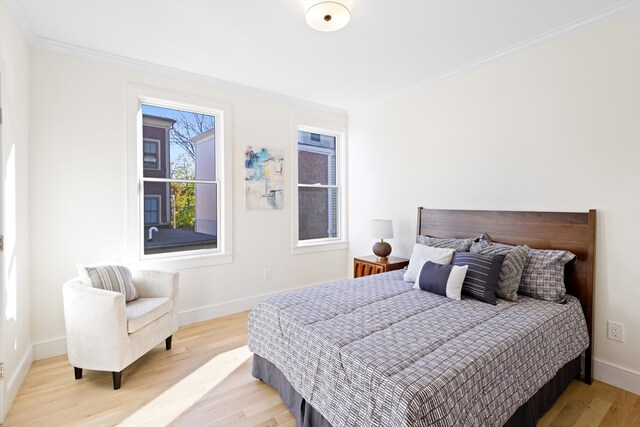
[126,297,172,333]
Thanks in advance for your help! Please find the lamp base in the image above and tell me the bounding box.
[372,241,392,260]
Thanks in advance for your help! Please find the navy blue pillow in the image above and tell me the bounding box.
[417,261,453,296]
[452,252,505,304]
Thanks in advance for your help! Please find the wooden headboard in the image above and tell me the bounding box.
[417,207,596,384]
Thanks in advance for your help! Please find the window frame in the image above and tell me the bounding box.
[292,121,347,254]
[127,85,232,269]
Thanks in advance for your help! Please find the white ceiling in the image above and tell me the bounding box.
[9,0,636,110]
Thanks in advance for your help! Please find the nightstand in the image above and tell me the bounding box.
[353,255,409,278]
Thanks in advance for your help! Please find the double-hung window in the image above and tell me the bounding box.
[128,86,232,266]
[144,196,161,225]
[139,103,220,256]
[294,124,346,251]
[143,140,160,170]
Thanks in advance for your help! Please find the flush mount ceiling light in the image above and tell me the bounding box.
[305,1,350,32]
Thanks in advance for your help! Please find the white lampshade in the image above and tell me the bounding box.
[371,219,393,240]
[305,2,350,32]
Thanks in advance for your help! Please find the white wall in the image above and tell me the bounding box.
[0,1,32,419]
[348,12,640,393]
[28,48,348,352]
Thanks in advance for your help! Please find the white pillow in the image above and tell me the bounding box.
[403,244,455,282]
[444,265,468,299]
[413,262,468,300]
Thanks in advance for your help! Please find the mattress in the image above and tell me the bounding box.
[248,270,589,427]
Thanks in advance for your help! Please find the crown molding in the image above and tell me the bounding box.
[372,1,640,109]
[28,36,347,116]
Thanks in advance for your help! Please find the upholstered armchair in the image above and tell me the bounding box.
[62,269,179,389]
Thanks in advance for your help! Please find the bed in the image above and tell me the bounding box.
[248,208,596,427]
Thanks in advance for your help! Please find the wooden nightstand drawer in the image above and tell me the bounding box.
[354,255,409,278]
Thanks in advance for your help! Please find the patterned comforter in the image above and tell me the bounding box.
[248,270,589,427]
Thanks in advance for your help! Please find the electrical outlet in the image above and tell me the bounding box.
[263,268,272,281]
[607,321,624,342]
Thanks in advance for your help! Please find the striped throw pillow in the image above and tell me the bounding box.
[77,264,139,302]
[452,252,505,305]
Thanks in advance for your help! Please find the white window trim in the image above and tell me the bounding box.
[127,84,232,269]
[142,138,161,170]
[291,120,348,255]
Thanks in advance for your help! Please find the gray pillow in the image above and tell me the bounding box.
[470,240,530,302]
[519,249,576,302]
[77,264,139,302]
[416,235,474,252]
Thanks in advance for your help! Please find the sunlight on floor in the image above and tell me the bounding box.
[116,345,253,427]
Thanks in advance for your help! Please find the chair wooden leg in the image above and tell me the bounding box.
[165,335,172,350]
[112,371,122,390]
[74,367,83,380]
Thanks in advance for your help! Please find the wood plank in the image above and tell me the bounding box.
[599,384,640,427]
[573,397,612,426]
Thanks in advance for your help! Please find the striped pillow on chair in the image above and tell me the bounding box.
[77,264,139,302]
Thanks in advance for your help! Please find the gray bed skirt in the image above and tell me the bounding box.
[252,353,580,427]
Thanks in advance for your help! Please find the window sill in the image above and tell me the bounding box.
[292,240,348,255]
[131,252,233,271]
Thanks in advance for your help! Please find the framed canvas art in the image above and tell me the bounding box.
[245,147,284,210]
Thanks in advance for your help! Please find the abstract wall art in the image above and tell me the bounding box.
[245,146,284,210]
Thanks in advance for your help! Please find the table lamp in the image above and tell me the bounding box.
[371,219,393,260]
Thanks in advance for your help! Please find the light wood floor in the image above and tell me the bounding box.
[3,311,639,427]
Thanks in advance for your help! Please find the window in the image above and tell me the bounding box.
[127,86,232,267]
[140,103,220,256]
[144,196,161,224]
[143,140,160,169]
[294,124,346,251]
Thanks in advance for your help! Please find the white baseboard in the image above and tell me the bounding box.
[178,295,262,326]
[32,282,323,360]
[32,336,67,360]
[177,283,318,326]
[3,347,33,421]
[593,358,640,395]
